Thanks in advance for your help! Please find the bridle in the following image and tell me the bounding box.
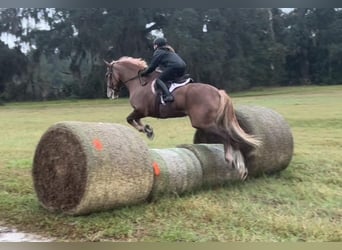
[106,63,119,92]
[106,61,145,91]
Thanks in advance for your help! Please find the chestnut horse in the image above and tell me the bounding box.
[105,56,260,179]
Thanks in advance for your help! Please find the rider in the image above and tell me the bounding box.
[140,37,186,103]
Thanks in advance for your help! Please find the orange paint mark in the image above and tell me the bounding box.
[152,162,161,176]
[93,138,103,151]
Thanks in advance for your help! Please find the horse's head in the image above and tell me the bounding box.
[105,57,148,99]
[104,60,120,99]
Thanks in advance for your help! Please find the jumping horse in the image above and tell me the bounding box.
[104,56,261,179]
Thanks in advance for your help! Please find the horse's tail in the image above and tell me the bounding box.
[216,90,261,148]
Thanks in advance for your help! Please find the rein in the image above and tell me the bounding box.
[111,63,146,86]
[122,74,140,84]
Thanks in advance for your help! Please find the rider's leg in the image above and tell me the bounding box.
[158,69,175,102]
[156,79,174,102]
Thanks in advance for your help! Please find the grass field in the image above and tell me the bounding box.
[0,85,341,242]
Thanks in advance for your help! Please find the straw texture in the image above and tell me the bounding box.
[32,106,293,215]
[32,122,154,215]
[149,148,202,198]
[193,105,294,176]
[149,144,246,199]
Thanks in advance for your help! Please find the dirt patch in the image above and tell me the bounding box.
[0,226,53,242]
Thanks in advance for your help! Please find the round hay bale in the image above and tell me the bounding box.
[32,121,154,215]
[193,105,294,177]
[149,148,202,199]
[177,144,245,185]
[149,144,246,199]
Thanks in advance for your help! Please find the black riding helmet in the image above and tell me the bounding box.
[153,37,167,47]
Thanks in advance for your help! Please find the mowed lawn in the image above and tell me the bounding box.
[0,85,341,242]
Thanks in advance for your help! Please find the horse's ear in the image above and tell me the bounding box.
[103,60,111,66]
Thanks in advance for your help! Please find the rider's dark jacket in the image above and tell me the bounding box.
[142,46,186,82]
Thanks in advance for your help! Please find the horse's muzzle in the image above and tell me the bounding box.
[107,88,119,99]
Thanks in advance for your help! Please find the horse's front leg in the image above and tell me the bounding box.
[126,110,154,139]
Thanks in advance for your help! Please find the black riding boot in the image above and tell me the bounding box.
[156,79,174,103]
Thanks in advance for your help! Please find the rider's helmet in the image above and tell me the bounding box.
[153,37,167,47]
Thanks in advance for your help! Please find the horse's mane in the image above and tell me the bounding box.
[115,56,148,69]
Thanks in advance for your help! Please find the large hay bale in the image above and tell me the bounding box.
[33,106,293,215]
[193,105,294,177]
[149,144,246,199]
[32,122,154,215]
[149,148,202,198]
[177,144,245,184]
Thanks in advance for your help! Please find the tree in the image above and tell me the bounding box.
[0,40,28,101]
[1,8,156,99]
[1,8,342,102]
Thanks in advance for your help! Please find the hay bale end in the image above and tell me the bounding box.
[32,122,154,215]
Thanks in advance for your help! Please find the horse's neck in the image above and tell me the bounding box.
[125,78,144,96]
[124,69,157,96]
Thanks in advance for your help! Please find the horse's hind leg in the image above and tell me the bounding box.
[198,126,234,163]
[221,138,248,180]
[198,126,247,178]
[224,143,234,164]
[231,147,248,180]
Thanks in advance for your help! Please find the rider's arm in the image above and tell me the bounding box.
[142,50,165,75]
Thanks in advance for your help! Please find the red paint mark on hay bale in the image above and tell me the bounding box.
[152,162,160,176]
[93,138,103,151]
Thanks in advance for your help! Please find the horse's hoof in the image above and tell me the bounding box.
[144,125,154,140]
[241,170,248,181]
[147,132,154,140]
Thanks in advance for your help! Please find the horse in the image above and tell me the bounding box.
[104,56,261,180]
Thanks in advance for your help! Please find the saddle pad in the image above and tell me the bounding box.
[169,78,192,92]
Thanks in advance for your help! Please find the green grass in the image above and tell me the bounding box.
[0,85,341,242]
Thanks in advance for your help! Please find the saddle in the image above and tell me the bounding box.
[168,77,193,93]
[151,74,194,105]
[173,74,193,84]
[159,74,194,92]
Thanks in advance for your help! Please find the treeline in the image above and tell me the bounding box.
[0,8,342,101]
